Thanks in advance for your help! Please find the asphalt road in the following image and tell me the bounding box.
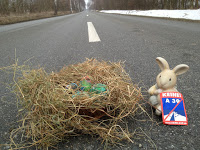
[0,11,200,150]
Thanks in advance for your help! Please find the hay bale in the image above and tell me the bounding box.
[11,58,143,149]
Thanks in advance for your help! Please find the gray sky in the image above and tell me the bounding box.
[85,0,89,9]
[85,0,92,9]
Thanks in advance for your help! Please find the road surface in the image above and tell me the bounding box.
[0,11,200,150]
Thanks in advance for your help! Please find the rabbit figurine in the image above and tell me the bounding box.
[148,57,189,115]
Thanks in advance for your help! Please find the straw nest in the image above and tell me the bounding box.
[10,58,143,149]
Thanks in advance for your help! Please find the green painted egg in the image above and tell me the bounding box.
[80,79,92,91]
[90,84,107,94]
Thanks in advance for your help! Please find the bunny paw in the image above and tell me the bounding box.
[149,95,158,106]
[155,105,162,116]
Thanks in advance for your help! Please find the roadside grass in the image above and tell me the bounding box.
[0,11,72,25]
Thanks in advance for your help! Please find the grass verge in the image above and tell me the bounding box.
[0,11,73,25]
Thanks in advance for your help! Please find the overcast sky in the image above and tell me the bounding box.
[85,0,91,9]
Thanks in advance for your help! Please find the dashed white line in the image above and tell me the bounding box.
[87,14,89,16]
[87,22,101,43]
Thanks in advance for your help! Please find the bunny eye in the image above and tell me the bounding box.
[169,78,171,81]
[159,75,161,78]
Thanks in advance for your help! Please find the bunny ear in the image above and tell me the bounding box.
[156,57,169,70]
[173,64,189,76]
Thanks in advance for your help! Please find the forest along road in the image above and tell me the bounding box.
[0,11,200,150]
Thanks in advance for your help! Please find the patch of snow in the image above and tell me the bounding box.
[100,9,200,20]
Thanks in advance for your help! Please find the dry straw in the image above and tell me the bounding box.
[8,58,143,149]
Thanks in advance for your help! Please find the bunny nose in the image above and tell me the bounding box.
[160,77,168,87]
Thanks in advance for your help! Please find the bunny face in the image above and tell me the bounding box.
[156,69,177,90]
[155,57,189,91]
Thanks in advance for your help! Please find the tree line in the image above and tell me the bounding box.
[90,0,199,10]
[0,0,85,15]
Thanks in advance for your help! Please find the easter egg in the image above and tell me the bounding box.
[81,76,91,83]
[66,83,78,90]
[80,79,92,91]
[90,84,107,94]
[70,83,78,89]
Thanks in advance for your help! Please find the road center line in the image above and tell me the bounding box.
[87,22,101,42]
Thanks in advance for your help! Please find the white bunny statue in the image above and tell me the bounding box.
[148,57,189,115]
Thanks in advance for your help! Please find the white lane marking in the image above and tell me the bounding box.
[87,15,89,16]
[87,22,101,42]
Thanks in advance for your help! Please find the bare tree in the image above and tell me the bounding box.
[190,0,194,8]
[54,0,58,15]
[90,0,200,10]
[0,0,10,15]
[0,0,85,16]
[195,0,199,8]
[69,0,73,13]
